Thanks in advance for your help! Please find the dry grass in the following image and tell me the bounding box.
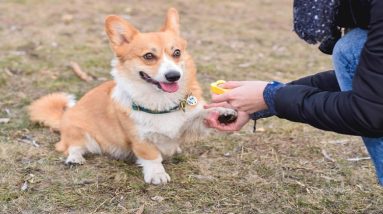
[1,0,383,213]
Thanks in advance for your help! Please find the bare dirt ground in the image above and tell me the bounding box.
[1,0,383,213]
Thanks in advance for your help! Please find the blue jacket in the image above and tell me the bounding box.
[272,0,383,137]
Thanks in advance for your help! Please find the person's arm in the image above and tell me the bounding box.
[288,70,340,92]
[274,0,383,137]
[250,70,340,120]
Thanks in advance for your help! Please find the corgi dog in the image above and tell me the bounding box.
[28,8,237,185]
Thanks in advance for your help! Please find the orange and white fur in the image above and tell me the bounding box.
[28,8,236,185]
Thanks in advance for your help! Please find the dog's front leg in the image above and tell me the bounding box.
[132,140,170,185]
[180,105,237,141]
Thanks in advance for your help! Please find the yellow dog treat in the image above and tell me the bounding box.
[210,80,228,95]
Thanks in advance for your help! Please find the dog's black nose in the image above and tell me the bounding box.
[165,71,181,82]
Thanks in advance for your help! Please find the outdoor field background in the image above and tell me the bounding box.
[1,0,383,213]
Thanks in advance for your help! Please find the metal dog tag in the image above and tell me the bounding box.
[186,95,198,106]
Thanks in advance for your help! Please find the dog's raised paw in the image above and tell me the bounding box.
[216,108,238,124]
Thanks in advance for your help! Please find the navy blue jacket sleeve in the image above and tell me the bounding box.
[274,0,383,137]
[288,70,340,92]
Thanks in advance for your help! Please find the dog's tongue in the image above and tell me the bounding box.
[159,82,179,93]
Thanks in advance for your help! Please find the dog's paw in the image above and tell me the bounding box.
[65,154,86,165]
[144,170,171,185]
[138,158,171,185]
[214,107,238,124]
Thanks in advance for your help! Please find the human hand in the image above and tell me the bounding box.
[206,81,269,114]
[203,102,250,132]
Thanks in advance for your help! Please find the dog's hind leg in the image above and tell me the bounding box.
[58,127,93,165]
[65,146,87,165]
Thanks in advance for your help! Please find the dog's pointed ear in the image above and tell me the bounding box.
[105,15,139,47]
[160,8,180,35]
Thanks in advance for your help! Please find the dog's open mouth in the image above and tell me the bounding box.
[139,71,179,93]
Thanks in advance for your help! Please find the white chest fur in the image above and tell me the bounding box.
[130,110,186,139]
[129,104,203,155]
[130,105,206,156]
[130,104,202,139]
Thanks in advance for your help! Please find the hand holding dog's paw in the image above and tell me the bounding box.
[204,106,250,132]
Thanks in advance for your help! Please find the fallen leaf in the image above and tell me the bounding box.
[0,118,10,124]
[189,174,215,181]
[184,201,193,208]
[256,127,265,132]
[124,7,133,13]
[61,14,73,24]
[97,77,108,81]
[151,196,164,202]
[199,150,209,158]
[238,62,253,68]
[21,181,28,191]
[135,204,144,214]
[4,108,11,115]
[28,174,35,183]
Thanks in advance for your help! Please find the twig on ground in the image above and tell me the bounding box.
[69,61,93,82]
[347,157,371,162]
[19,135,40,147]
[321,149,335,162]
[4,68,14,76]
[189,174,215,181]
[92,198,109,213]
[117,203,128,212]
[295,180,306,187]
[325,139,350,145]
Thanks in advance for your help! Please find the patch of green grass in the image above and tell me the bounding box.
[0,56,23,70]
[0,192,20,203]
[197,63,217,76]
[0,72,8,87]
[2,115,30,131]
[82,58,109,69]
[7,0,27,4]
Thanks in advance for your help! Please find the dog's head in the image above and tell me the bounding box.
[105,8,189,95]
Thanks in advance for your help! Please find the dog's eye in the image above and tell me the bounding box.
[173,49,181,58]
[143,53,155,60]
